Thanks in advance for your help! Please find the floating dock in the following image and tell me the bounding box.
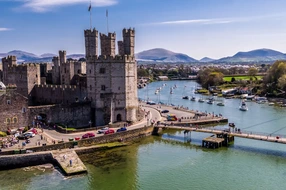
[202,136,225,149]
[52,150,87,176]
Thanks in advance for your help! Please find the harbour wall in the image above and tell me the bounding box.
[0,126,154,170]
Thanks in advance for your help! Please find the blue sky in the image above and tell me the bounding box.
[1,0,286,59]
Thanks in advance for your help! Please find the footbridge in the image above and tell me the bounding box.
[155,125,286,145]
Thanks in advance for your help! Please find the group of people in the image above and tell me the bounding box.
[0,136,19,149]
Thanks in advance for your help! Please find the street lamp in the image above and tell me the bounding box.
[89,120,92,129]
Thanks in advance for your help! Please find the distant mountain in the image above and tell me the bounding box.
[0,50,85,63]
[217,49,286,63]
[200,57,216,62]
[41,53,57,58]
[136,48,198,63]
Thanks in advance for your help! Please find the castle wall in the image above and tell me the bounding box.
[74,61,86,75]
[118,41,124,55]
[31,84,87,106]
[0,90,29,131]
[28,103,91,129]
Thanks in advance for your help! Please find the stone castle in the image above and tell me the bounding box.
[0,28,139,131]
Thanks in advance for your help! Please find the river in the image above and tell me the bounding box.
[1,80,286,190]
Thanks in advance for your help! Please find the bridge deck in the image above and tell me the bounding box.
[159,126,286,144]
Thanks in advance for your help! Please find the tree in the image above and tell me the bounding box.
[231,77,236,83]
[278,74,286,91]
[248,67,258,77]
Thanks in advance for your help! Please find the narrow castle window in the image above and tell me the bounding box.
[101,85,106,91]
[7,100,11,105]
[6,118,10,124]
[90,85,92,90]
[99,68,106,74]
[65,68,67,73]
[22,107,26,113]
[36,74,38,78]
[13,117,18,124]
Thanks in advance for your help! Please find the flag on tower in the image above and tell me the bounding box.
[106,9,108,17]
[88,4,92,11]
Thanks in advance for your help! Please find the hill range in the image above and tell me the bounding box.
[1,48,286,63]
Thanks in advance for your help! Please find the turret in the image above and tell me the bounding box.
[123,28,135,56]
[84,29,99,58]
[100,32,116,56]
[59,50,66,64]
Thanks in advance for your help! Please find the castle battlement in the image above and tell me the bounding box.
[100,32,116,38]
[87,55,135,62]
[35,84,78,89]
[7,63,39,69]
[123,28,135,36]
[84,29,99,36]
[2,55,17,62]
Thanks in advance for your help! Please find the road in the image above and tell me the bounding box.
[42,106,161,142]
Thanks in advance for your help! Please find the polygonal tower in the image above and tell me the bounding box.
[123,28,135,56]
[84,29,99,58]
[100,32,116,56]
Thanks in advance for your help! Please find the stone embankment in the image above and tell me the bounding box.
[0,126,154,175]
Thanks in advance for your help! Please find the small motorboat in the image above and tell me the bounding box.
[198,98,205,103]
[207,99,214,104]
[239,101,248,111]
[190,96,196,101]
[182,96,189,100]
[268,102,275,106]
[217,102,225,106]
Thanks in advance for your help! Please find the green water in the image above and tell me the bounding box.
[1,81,286,190]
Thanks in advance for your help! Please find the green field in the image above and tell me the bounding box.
[223,75,263,82]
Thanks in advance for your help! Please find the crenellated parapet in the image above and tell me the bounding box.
[35,84,78,90]
[87,55,135,63]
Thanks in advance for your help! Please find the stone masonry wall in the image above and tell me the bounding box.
[0,90,29,131]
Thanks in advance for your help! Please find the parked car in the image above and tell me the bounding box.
[29,128,38,134]
[17,134,29,140]
[98,127,109,134]
[117,127,127,132]
[75,137,81,141]
[161,110,169,113]
[147,101,156,105]
[24,132,35,138]
[104,129,115,135]
[82,132,95,139]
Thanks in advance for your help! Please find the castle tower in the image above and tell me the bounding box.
[100,32,116,56]
[52,56,60,84]
[59,50,66,64]
[86,28,138,126]
[2,56,17,84]
[84,29,99,58]
[118,41,124,55]
[123,28,135,56]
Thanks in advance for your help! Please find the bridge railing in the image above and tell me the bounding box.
[204,127,286,138]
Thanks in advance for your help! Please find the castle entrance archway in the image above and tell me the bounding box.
[117,114,122,122]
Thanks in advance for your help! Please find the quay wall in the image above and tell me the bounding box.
[0,152,54,170]
[0,126,154,156]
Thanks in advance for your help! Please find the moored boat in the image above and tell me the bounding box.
[239,100,248,111]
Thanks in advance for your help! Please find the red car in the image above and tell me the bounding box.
[82,132,95,139]
[104,129,115,135]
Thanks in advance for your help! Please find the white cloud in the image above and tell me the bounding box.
[0,28,12,31]
[144,14,285,26]
[15,0,117,12]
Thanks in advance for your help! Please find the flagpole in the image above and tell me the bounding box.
[89,0,92,30]
[106,9,109,33]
